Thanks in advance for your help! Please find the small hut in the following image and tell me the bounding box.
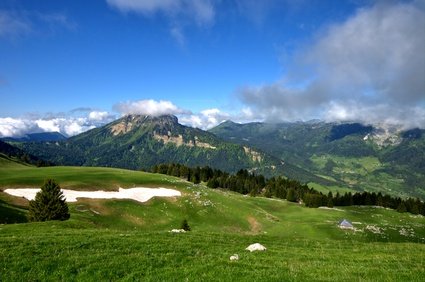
[339,219,354,229]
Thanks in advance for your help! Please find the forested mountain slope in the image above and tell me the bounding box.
[15,115,282,175]
[210,121,425,199]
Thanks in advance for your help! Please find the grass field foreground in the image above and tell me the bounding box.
[1,159,424,280]
[1,223,424,281]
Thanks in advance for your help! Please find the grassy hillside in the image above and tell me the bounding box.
[1,163,424,280]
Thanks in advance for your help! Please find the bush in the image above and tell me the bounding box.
[28,179,70,222]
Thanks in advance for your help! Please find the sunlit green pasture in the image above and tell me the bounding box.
[1,158,424,281]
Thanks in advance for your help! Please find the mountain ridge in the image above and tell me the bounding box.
[209,120,425,199]
[1,132,67,143]
[14,115,290,177]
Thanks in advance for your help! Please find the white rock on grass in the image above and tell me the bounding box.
[229,254,239,261]
[245,243,266,252]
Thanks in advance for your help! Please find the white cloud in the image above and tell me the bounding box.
[37,12,77,32]
[0,11,30,37]
[35,119,60,133]
[106,0,215,44]
[88,111,111,122]
[179,108,229,129]
[239,1,425,128]
[235,0,279,25]
[170,26,185,46]
[35,118,96,137]
[0,118,38,137]
[0,10,75,38]
[64,118,96,137]
[106,0,179,13]
[106,0,215,24]
[325,101,425,130]
[190,0,215,25]
[114,99,189,116]
[0,110,116,138]
[202,108,232,127]
[179,114,204,128]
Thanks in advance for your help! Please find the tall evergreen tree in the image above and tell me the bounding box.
[397,202,407,213]
[181,219,191,231]
[286,188,297,202]
[28,179,70,222]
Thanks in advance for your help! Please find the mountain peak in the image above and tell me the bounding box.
[110,114,179,136]
[123,114,178,124]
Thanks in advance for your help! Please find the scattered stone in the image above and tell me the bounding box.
[90,209,100,215]
[365,225,383,234]
[318,206,344,212]
[245,243,266,252]
[170,229,186,233]
[230,254,239,261]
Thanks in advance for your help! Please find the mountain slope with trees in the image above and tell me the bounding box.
[15,115,283,175]
[1,132,67,143]
[210,121,425,199]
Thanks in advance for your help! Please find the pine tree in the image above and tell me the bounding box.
[286,188,297,202]
[181,219,191,231]
[397,202,407,213]
[327,197,334,208]
[28,179,70,222]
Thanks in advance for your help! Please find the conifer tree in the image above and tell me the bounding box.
[28,179,70,222]
[181,219,191,231]
[396,202,407,213]
[286,188,297,202]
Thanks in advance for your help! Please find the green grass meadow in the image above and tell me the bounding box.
[1,224,424,281]
[1,157,424,281]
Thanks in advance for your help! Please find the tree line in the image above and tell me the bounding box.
[152,163,425,215]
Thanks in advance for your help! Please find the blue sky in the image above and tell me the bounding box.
[0,0,424,136]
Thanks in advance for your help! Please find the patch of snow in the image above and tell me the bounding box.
[245,243,266,252]
[3,187,181,203]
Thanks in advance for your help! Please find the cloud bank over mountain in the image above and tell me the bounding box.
[238,1,425,129]
[0,111,115,138]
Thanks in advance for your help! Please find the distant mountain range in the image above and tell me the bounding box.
[210,121,425,199]
[1,132,67,143]
[2,115,424,199]
[12,115,288,176]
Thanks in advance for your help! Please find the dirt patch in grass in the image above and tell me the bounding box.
[247,216,262,233]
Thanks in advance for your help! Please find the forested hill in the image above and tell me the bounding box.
[14,115,283,175]
[210,121,425,200]
[0,140,51,167]
[1,132,67,143]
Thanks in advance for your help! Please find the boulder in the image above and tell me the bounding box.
[229,254,239,261]
[245,243,266,252]
[170,229,186,233]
